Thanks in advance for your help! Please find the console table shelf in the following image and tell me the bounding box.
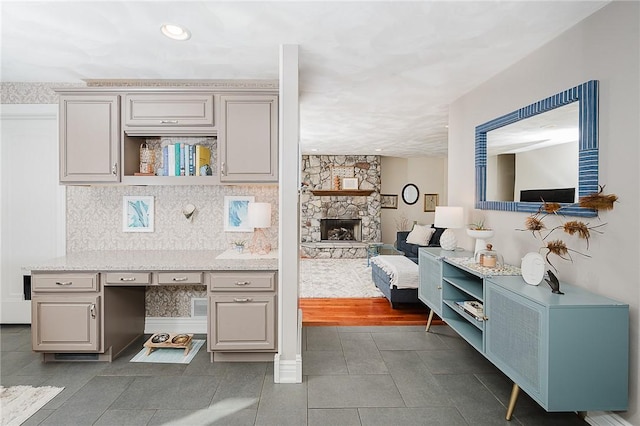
[310,190,374,196]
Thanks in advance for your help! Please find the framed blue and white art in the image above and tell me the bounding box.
[123,195,154,232]
[223,196,255,232]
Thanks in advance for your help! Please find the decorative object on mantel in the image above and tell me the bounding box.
[520,252,545,285]
[434,206,464,251]
[518,185,618,293]
[342,177,359,190]
[248,202,272,255]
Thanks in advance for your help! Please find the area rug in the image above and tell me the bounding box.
[0,385,64,426]
[300,258,384,298]
[129,339,204,364]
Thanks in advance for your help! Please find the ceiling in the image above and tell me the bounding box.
[1,1,608,157]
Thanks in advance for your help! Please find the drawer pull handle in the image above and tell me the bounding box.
[483,316,489,321]
[55,281,73,286]
[172,276,188,282]
[437,286,442,290]
[160,120,178,124]
[235,281,250,286]
[221,162,227,176]
[120,277,136,282]
[90,303,96,319]
[233,298,252,303]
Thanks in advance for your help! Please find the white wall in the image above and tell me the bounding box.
[514,142,578,201]
[380,156,446,244]
[448,2,639,423]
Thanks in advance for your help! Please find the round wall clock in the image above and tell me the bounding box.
[401,183,420,205]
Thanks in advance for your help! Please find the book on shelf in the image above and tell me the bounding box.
[180,143,186,176]
[455,300,484,319]
[195,145,211,176]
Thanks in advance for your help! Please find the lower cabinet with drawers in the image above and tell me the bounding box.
[31,268,277,363]
[208,271,277,361]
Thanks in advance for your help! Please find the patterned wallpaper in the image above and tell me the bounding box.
[4,82,280,318]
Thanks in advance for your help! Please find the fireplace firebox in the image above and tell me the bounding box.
[320,219,362,241]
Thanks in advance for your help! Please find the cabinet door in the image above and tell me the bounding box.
[123,94,214,128]
[209,294,275,351]
[219,95,278,182]
[418,251,442,316]
[59,94,119,183]
[484,282,547,405]
[32,295,101,352]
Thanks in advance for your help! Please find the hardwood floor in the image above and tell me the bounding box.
[299,297,443,327]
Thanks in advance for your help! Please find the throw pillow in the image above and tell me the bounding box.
[428,225,447,246]
[405,224,435,246]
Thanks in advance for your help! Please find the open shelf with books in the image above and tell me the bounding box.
[122,135,218,185]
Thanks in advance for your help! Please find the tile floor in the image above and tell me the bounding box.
[1,324,587,425]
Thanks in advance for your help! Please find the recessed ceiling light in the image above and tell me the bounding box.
[375,148,383,152]
[310,148,318,152]
[161,23,191,41]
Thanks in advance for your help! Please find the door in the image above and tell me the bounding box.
[0,104,65,323]
[32,295,101,352]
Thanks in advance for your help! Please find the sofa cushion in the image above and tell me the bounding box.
[429,225,446,246]
[405,224,434,246]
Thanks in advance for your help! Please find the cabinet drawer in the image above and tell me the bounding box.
[157,272,202,285]
[209,271,276,291]
[105,272,151,285]
[32,273,99,292]
[124,94,214,127]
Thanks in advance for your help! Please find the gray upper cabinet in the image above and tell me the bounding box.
[123,93,214,134]
[219,95,278,182]
[59,94,120,183]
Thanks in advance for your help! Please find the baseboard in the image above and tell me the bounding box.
[273,308,303,383]
[274,353,302,383]
[144,317,207,334]
[1,300,31,323]
[586,411,633,426]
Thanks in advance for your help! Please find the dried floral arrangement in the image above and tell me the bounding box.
[519,185,618,274]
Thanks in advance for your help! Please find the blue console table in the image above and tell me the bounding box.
[418,248,629,420]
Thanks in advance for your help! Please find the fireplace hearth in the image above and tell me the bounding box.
[320,219,362,241]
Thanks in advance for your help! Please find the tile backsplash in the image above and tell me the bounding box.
[66,184,279,252]
[66,184,279,318]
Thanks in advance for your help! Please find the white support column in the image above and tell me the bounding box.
[274,44,302,383]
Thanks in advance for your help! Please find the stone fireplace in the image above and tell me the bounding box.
[320,218,362,241]
[300,155,381,258]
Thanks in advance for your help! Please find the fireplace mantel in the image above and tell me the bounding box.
[310,190,374,196]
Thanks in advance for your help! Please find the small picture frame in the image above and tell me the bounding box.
[123,196,154,232]
[341,177,359,190]
[381,194,398,209]
[224,196,255,232]
[424,194,438,212]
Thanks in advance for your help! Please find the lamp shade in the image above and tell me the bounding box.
[434,206,464,229]
[248,202,271,229]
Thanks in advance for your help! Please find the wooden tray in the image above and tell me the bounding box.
[143,333,193,356]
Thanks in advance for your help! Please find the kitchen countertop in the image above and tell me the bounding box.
[25,250,278,272]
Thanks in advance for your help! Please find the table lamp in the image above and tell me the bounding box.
[248,202,272,255]
[434,206,464,251]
